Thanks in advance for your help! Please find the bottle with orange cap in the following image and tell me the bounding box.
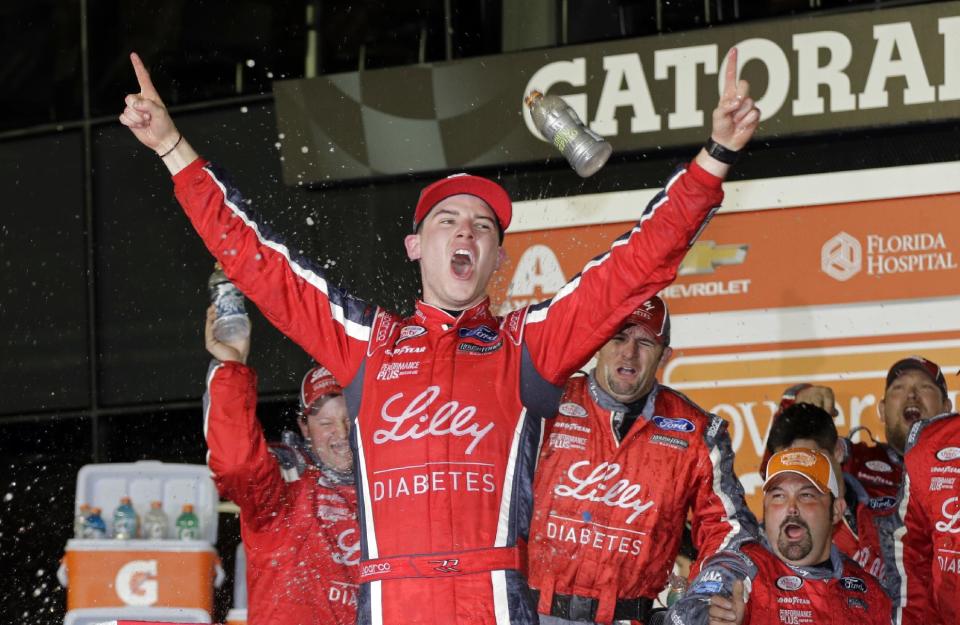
[175,504,200,540]
[113,496,139,540]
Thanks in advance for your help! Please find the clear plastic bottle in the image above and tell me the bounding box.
[175,504,201,540]
[113,496,139,540]
[208,262,251,342]
[525,90,612,178]
[83,507,108,539]
[142,500,169,540]
[74,503,91,539]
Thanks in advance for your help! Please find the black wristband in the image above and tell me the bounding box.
[705,137,740,165]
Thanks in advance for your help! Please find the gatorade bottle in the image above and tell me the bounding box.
[74,503,91,539]
[525,90,612,178]
[83,507,107,539]
[175,504,201,540]
[113,496,139,540]
[142,500,169,540]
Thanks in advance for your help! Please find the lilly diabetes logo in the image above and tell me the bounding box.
[458,325,499,343]
[821,232,862,282]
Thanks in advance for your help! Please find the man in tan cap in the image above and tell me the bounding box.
[668,447,891,625]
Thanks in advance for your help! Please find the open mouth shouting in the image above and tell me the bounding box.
[902,404,923,424]
[777,516,814,561]
[451,248,475,279]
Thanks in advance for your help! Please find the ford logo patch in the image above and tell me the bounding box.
[653,416,696,433]
[458,325,498,343]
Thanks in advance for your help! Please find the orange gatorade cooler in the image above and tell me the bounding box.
[61,461,222,618]
[64,539,217,610]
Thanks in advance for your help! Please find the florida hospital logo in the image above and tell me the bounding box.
[821,232,862,282]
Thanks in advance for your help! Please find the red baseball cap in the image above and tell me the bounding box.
[886,355,947,398]
[622,296,671,345]
[300,365,343,410]
[413,173,512,240]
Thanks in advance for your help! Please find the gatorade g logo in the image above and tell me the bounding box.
[115,559,158,606]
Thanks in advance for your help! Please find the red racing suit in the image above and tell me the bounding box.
[173,157,724,625]
[668,542,891,625]
[842,438,903,499]
[205,361,359,625]
[528,375,757,624]
[887,412,960,625]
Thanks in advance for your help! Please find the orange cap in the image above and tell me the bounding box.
[763,447,839,497]
[182,504,194,513]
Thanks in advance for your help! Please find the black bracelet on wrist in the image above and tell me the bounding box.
[705,137,740,165]
[159,133,183,158]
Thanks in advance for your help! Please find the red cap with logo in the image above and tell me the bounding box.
[413,173,512,239]
[300,365,343,410]
[622,296,671,345]
[886,355,948,398]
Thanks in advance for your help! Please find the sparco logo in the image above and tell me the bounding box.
[360,562,392,577]
[935,497,960,533]
[373,386,493,454]
[821,232,862,282]
[553,461,654,523]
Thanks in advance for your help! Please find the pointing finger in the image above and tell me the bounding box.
[723,48,739,97]
[130,52,161,101]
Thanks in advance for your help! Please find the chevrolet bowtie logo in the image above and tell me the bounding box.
[679,241,748,276]
[429,559,462,574]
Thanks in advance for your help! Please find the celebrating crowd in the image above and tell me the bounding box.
[120,47,958,625]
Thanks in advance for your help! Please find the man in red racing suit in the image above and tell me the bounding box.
[120,50,760,625]
[203,307,359,625]
[667,448,891,625]
[886,412,960,625]
[528,296,757,624]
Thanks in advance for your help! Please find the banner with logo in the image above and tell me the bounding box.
[489,160,960,512]
[275,2,960,183]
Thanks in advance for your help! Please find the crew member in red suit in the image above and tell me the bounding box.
[668,448,891,625]
[203,306,358,625]
[527,296,757,625]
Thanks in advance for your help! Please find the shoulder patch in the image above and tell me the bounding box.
[653,416,696,433]
[501,308,527,346]
[865,460,892,473]
[559,402,588,418]
[368,309,402,356]
[937,447,960,462]
[776,575,803,591]
[840,577,867,593]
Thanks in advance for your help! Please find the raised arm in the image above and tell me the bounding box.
[119,53,373,385]
[201,307,285,530]
[525,49,760,384]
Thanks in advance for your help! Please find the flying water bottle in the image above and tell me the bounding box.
[525,90,612,178]
[113,496,139,540]
[176,504,201,540]
[142,501,169,540]
[208,262,251,342]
